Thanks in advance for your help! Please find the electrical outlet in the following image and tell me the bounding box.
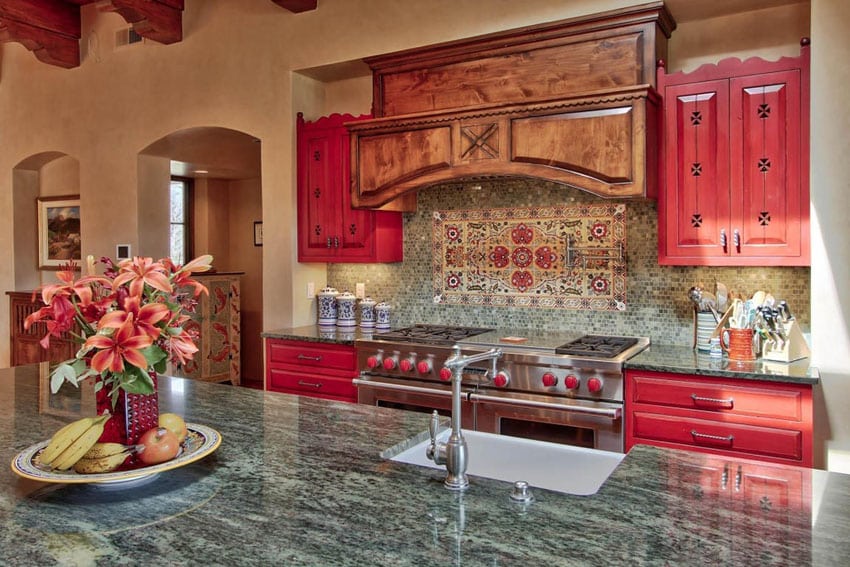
[306,282,315,299]
[355,283,365,299]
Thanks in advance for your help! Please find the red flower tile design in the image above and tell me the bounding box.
[433,204,627,311]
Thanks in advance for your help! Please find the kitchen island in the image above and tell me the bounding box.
[2,364,848,566]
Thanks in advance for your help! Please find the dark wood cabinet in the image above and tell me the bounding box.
[265,338,357,403]
[625,369,813,467]
[658,41,810,266]
[296,113,403,263]
[8,291,76,366]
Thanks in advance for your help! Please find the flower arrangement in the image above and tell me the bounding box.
[25,255,213,406]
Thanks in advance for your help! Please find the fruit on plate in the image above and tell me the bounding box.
[40,413,111,471]
[158,413,188,444]
[137,427,181,465]
[72,443,135,474]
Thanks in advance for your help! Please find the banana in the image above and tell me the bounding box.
[50,414,111,471]
[40,416,98,466]
[81,442,131,460]
[72,449,133,474]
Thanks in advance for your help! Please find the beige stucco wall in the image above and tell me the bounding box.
[810,0,850,473]
[2,0,847,469]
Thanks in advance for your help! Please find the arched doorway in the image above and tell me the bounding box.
[140,127,263,388]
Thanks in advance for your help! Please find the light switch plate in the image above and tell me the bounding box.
[306,282,315,299]
[116,244,131,260]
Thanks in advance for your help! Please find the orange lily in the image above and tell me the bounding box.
[85,314,153,373]
[164,328,200,366]
[97,296,170,341]
[113,257,172,297]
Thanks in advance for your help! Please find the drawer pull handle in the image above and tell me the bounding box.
[690,394,734,409]
[297,354,323,361]
[690,430,734,444]
[298,380,323,389]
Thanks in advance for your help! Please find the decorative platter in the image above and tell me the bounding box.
[10,423,221,485]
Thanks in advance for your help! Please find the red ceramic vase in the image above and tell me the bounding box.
[95,372,160,447]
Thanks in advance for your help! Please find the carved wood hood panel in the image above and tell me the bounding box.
[350,2,675,211]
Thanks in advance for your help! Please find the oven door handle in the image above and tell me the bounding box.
[469,392,622,419]
[353,377,455,398]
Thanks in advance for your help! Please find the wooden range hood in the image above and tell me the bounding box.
[349,2,676,211]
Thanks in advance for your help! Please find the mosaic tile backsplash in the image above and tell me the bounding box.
[328,178,811,346]
[433,203,627,310]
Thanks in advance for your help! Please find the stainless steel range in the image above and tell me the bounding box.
[353,324,649,452]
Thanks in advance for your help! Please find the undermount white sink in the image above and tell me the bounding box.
[384,428,624,496]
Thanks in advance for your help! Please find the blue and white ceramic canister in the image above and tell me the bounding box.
[317,287,339,327]
[336,291,357,328]
[359,297,376,329]
[375,301,392,330]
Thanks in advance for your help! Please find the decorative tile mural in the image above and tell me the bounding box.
[432,204,627,310]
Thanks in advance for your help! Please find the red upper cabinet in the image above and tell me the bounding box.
[297,113,403,263]
[658,41,810,266]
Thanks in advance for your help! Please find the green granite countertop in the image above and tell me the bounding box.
[262,325,380,345]
[5,364,845,565]
[626,344,820,384]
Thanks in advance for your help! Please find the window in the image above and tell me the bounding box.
[169,177,192,265]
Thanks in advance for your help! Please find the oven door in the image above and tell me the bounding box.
[470,390,623,453]
[353,375,475,424]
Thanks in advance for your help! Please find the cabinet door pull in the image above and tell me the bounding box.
[690,430,734,444]
[297,354,323,361]
[735,465,742,492]
[327,237,333,248]
[334,236,340,248]
[720,228,727,252]
[733,229,741,252]
[690,394,734,409]
[298,380,323,389]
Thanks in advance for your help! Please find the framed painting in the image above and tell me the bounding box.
[37,195,81,269]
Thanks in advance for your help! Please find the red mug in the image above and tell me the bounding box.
[720,328,756,361]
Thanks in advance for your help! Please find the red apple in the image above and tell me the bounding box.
[137,427,181,465]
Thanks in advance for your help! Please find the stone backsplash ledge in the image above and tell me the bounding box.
[328,178,810,346]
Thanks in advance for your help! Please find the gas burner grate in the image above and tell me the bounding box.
[554,335,639,358]
[376,324,493,345]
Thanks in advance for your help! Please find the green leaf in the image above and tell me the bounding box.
[140,344,167,367]
[50,363,79,393]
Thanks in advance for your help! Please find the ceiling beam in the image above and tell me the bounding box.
[271,1,317,14]
[109,0,183,44]
[0,0,81,68]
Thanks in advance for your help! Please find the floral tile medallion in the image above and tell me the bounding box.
[433,204,627,310]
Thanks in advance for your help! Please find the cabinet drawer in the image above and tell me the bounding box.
[632,411,803,461]
[268,368,356,400]
[266,339,356,372]
[629,373,806,422]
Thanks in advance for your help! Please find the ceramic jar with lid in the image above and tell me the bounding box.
[336,291,357,328]
[317,287,339,327]
[359,297,377,329]
[375,302,392,330]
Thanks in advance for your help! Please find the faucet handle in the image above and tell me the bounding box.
[429,410,440,445]
[426,410,446,465]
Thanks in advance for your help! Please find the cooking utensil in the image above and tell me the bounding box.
[715,282,728,312]
[728,299,746,329]
[751,290,766,307]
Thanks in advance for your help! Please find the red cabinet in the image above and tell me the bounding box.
[296,113,403,263]
[658,41,810,266]
[265,338,357,403]
[625,370,813,467]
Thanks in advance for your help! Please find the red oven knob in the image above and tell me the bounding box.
[417,360,433,374]
[383,357,397,371]
[493,371,510,388]
[366,355,381,369]
[587,377,603,393]
[541,372,558,388]
[399,359,415,372]
[565,375,580,390]
[439,367,453,381]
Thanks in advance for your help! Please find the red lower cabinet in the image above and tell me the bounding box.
[265,338,357,403]
[625,370,813,467]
